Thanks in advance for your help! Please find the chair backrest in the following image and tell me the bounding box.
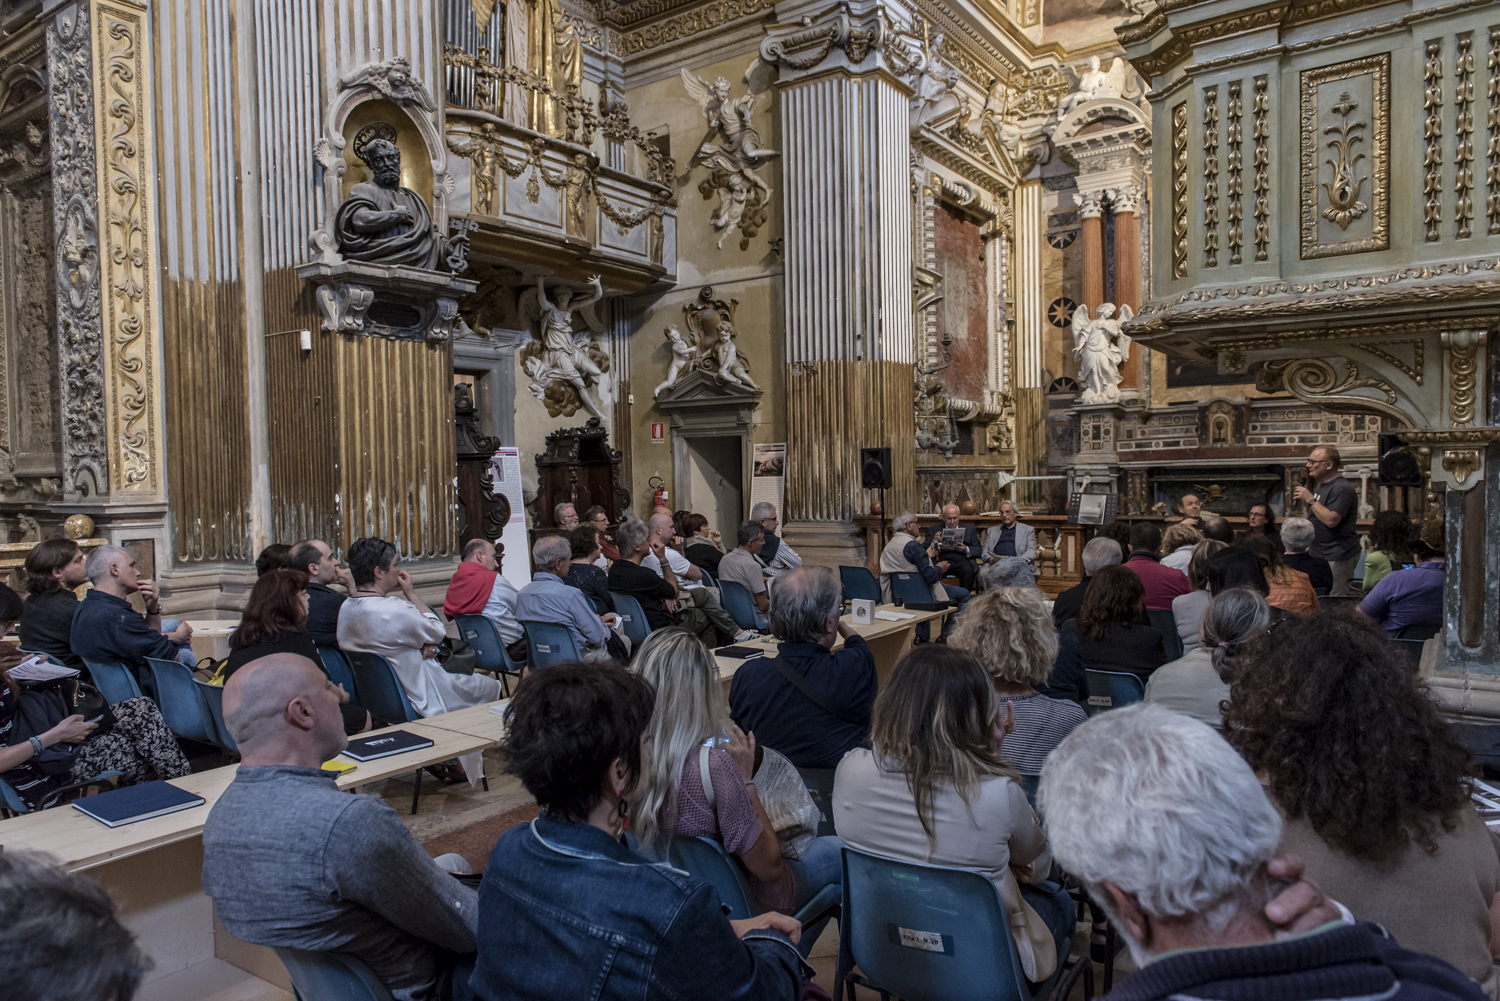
[275,947,395,1001]
[1453,722,1500,774]
[0,775,29,816]
[666,836,757,920]
[145,657,218,743]
[1395,637,1427,669]
[18,649,69,668]
[797,766,838,838]
[717,579,760,630]
[841,846,1030,1001]
[1397,622,1440,641]
[839,565,881,603]
[194,678,238,753]
[1318,594,1362,610]
[1146,610,1183,661]
[520,621,581,668]
[1083,669,1147,717]
[316,647,360,701]
[698,567,717,588]
[608,593,652,647]
[345,652,420,724]
[1017,774,1040,810]
[453,616,521,676]
[84,659,142,705]
[889,572,934,605]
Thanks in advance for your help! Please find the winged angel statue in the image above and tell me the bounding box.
[1071,303,1134,405]
[681,63,779,250]
[1056,56,1141,117]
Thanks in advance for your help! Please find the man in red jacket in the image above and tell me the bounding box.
[1124,523,1189,610]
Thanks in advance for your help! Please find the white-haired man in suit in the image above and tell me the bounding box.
[983,501,1036,566]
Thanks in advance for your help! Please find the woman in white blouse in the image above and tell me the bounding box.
[833,645,1073,988]
[336,536,502,717]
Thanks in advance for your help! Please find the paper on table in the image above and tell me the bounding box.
[489,700,511,716]
[874,610,916,621]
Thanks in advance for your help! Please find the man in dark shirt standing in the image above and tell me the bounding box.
[729,566,877,769]
[18,539,89,669]
[1293,446,1360,596]
[70,545,191,691]
[290,539,355,648]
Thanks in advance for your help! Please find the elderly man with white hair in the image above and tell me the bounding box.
[924,503,983,591]
[982,500,1037,566]
[69,543,195,692]
[1051,536,1122,628]
[1039,704,1487,1001]
[878,511,969,607]
[515,534,623,660]
[750,501,802,578]
[1279,515,1333,592]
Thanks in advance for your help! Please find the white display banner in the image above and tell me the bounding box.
[490,447,532,591]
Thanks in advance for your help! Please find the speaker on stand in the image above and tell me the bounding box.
[861,447,893,552]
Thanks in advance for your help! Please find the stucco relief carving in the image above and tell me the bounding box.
[681,65,778,250]
[1299,53,1389,259]
[521,275,610,420]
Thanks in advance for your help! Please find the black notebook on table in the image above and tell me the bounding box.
[716,645,766,660]
[342,729,435,761]
[71,780,206,828]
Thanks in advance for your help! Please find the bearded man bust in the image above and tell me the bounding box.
[334,124,440,269]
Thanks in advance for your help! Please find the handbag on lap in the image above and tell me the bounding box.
[699,743,821,860]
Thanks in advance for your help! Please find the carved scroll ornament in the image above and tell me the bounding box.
[1256,357,1412,426]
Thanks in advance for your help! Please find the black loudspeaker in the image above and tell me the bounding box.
[1378,432,1423,487]
[860,447,893,489]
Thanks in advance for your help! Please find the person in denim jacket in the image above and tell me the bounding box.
[470,661,808,1001]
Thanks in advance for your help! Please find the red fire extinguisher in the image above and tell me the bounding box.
[650,475,668,510]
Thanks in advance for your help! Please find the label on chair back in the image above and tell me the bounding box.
[537,645,551,653]
[889,924,952,954]
[1088,696,1113,707]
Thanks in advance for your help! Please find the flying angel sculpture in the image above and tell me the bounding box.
[682,62,780,248]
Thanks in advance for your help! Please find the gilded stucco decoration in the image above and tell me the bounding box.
[1202,86,1219,268]
[1256,357,1411,426]
[1226,81,1244,265]
[1487,28,1500,235]
[1170,101,1188,278]
[47,2,107,498]
[1252,76,1270,261]
[1299,53,1389,259]
[1442,329,1479,426]
[1423,42,1443,242]
[1455,34,1474,239]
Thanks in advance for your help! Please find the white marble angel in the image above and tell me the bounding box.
[526,274,607,420]
[682,62,780,248]
[711,320,759,391]
[1057,56,1132,117]
[654,324,697,398]
[1072,302,1134,404]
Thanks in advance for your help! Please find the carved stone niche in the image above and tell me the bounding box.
[300,259,477,342]
[654,369,762,519]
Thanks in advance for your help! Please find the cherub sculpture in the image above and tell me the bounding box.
[681,62,779,249]
[1071,302,1135,405]
[710,320,759,391]
[654,324,697,398]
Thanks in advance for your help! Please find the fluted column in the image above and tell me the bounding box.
[1109,184,1142,390]
[1078,189,1106,316]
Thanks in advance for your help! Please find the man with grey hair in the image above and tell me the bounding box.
[750,501,803,578]
[1052,536,1123,627]
[1039,704,1476,1001]
[717,521,770,625]
[640,512,750,643]
[879,511,967,606]
[607,517,717,645]
[516,535,622,659]
[924,503,982,590]
[203,654,479,1001]
[1279,515,1333,592]
[728,566,876,769]
[70,544,194,691]
[979,556,1036,590]
[554,501,579,533]
[982,500,1037,567]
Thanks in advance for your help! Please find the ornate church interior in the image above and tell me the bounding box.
[2,0,1500,997]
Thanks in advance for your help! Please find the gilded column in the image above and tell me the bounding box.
[1078,188,1106,314]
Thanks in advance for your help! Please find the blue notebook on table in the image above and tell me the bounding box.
[71,780,206,828]
[342,729,435,761]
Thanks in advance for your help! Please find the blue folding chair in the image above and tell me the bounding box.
[18,649,70,668]
[83,659,143,705]
[145,657,218,744]
[520,621,581,668]
[889,571,937,605]
[797,766,838,838]
[194,677,237,754]
[453,616,525,695]
[344,652,431,814]
[1146,609,1183,661]
[0,770,122,818]
[275,947,395,1001]
[0,775,30,817]
[316,647,360,702]
[835,846,1084,1001]
[718,579,761,631]
[608,593,652,649]
[1083,668,1147,717]
[698,568,717,588]
[839,565,880,603]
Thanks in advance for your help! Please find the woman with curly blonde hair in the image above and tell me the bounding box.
[947,588,1086,777]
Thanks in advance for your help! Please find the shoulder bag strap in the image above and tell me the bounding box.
[769,656,868,726]
[698,744,716,811]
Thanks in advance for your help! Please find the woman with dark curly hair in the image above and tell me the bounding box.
[1363,509,1416,592]
[1224,611,1500,994]
[1065,564,1167,681]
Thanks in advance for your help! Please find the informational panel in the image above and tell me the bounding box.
[749,443,785,522]
[490,447,532,589]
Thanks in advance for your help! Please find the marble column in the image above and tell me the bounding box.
[1078,189,1106,315]
[762,0,917,561]
[1109,184,1142,391]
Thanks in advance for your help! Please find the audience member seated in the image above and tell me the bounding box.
[1226,612,1500,995]
[563,525,615,613]
[632,628,842,934]
[980,556,1037,590]
[1280,517,1333,592]
[0,850,145,1001]
[336,536,502,715]
[517,536,625,662]
[1,586,189,810]
[289,539,354,648]
[642,513,743,644]
[19,538,88,670]
[750,502,803,578]
[1176,492,1203,528]
[923,503,982,591]
[1052,537,1122,628]
[1144,587,1268,729]
[1200,515,1235,543]
[1038,704,1479,1001]
[584,505,619,563]
[473,661,807,1001]
[70,545,195,690]
[203,654,479,1001]
[718,522,771,624]
[1170,539,1229,653]
[682,512,727,575]
[1240,502,1284,552]
[983,500,1037,567]
[1359,535,1445,636]
[879,511,969,607]
[835,645,1073,988]
[949,588,1086,776]
[1124,523,1191,610]
[1206,545,1271,596]
[1362,509,1415,592]
[554,501,580,533]
[729,567,876,770]
[1242,534,1318,616]
[1159,522,1203,574]
[608,518,717,647]
[442,539,524,662]
[224,569,369,734]
[255,543,294,576]
[1065,564,1167,682]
